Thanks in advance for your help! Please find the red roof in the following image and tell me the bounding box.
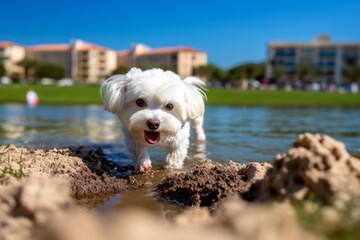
[117,50,131,56]
[117,46,204,56]
[27,44,70,52]
[77,43,109,51]
[144,46,203,55]
[0,41,23,48]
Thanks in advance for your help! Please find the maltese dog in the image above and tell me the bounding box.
[100,68,206,172]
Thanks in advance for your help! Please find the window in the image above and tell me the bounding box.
[300,48,313,57]
[274,48,296,57]
[4,48,11,55]
[319,48,336,57]
[343,48,359,65]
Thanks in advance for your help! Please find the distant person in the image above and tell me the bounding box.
[26,88,39,107]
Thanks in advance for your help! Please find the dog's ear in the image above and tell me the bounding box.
[126,67,142,78]
[100,74,129,114]
[182,77,207,120]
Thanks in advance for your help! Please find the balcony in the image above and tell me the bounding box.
[318,48,336,58]
[274,48,296,57]
[318,61,335,67]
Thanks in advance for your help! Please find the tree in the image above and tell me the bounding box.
[159,65,177,73]
[273,66,285,82]
[342,66,360,83]
[112,65,130,75]
[0,62,6,77]
[296,64,318,83]
[17,59,38,80]
[34,63,65,80]
[228,63,264,81]
[193,64,227,85]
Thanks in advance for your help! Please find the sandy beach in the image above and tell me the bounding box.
[1,133,360,240]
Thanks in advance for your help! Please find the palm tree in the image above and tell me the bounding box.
[228,63,264,80]
[342,66,360,83]
[296,64,318,83]
[0,62,6,77]
[112,65,130,75]
[34,63,65,80]
[17,59,38,82]
[193,64,227,85]
[273,66,286,83]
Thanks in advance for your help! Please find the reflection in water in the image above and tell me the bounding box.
[204,106,360,163]
[0,104,359,164]
[0,104,123,147]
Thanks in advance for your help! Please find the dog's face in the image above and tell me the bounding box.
[101,68,205,145]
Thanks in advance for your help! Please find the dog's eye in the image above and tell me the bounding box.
[136,98,146,107]
[165,103,173,111]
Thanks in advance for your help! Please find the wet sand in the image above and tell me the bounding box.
[1,133,360,240]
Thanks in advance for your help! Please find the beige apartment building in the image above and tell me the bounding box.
[118,44,207,78]
[27,44,71,78]
[72,41,117,83]
[0,41,26,79]
[1,40,207,83]
[266,35,360,84]
[27,40,117,83]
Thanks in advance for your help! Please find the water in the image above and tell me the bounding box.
[1,104,360,215]
[1,104,359,162]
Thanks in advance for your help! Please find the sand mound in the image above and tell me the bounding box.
[157,161,271,206]
[0,145,138,197]
[157,133,360,208]
[0,177,319,240]
[244,133,360,207]
[0,133,359,239]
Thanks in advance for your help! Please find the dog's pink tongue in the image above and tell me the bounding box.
[144,131,160,144]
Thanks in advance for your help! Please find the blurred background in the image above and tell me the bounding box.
[1,0,360,91]
[0,0,359,160]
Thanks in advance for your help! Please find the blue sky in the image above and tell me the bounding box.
[1,0,360,68]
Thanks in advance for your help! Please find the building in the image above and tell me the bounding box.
[0,41,26,79]
[27,44,71,79]
[73,41,117,83]
[266,35,360,84]
[27,40,117,83]
[1,39,207,83]
[118,44,207,78]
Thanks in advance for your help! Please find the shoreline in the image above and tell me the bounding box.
[1,133,360,239]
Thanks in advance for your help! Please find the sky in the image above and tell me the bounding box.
[1,0,360,69]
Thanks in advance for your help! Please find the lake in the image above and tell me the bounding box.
[0,104,359,164]
[1,104,359,215]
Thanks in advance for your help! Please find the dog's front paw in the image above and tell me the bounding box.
[137,160,152,173]
[195,132,206,142]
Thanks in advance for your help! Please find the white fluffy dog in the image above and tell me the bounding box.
[100,68,206,172]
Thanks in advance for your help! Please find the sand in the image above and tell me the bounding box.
[1,133,359,240]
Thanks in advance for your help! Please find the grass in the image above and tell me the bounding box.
[0,144,25,179]
[294,200,360,240]
[207,88,360,107]
[0,84,360,106]
[0,84,102,105]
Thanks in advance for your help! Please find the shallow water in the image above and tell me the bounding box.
[1,104,359,216]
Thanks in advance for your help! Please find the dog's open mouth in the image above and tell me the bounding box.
[144,131,160,144]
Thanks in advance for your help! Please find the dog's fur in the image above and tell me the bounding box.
[100,68,206,172]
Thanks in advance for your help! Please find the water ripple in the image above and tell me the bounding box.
[0,104,359,165]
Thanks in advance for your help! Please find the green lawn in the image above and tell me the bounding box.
[1,84,360,106]
[207,88,360,107]
[0,85,102,105]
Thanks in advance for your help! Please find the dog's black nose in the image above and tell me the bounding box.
[147,119,160,130]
